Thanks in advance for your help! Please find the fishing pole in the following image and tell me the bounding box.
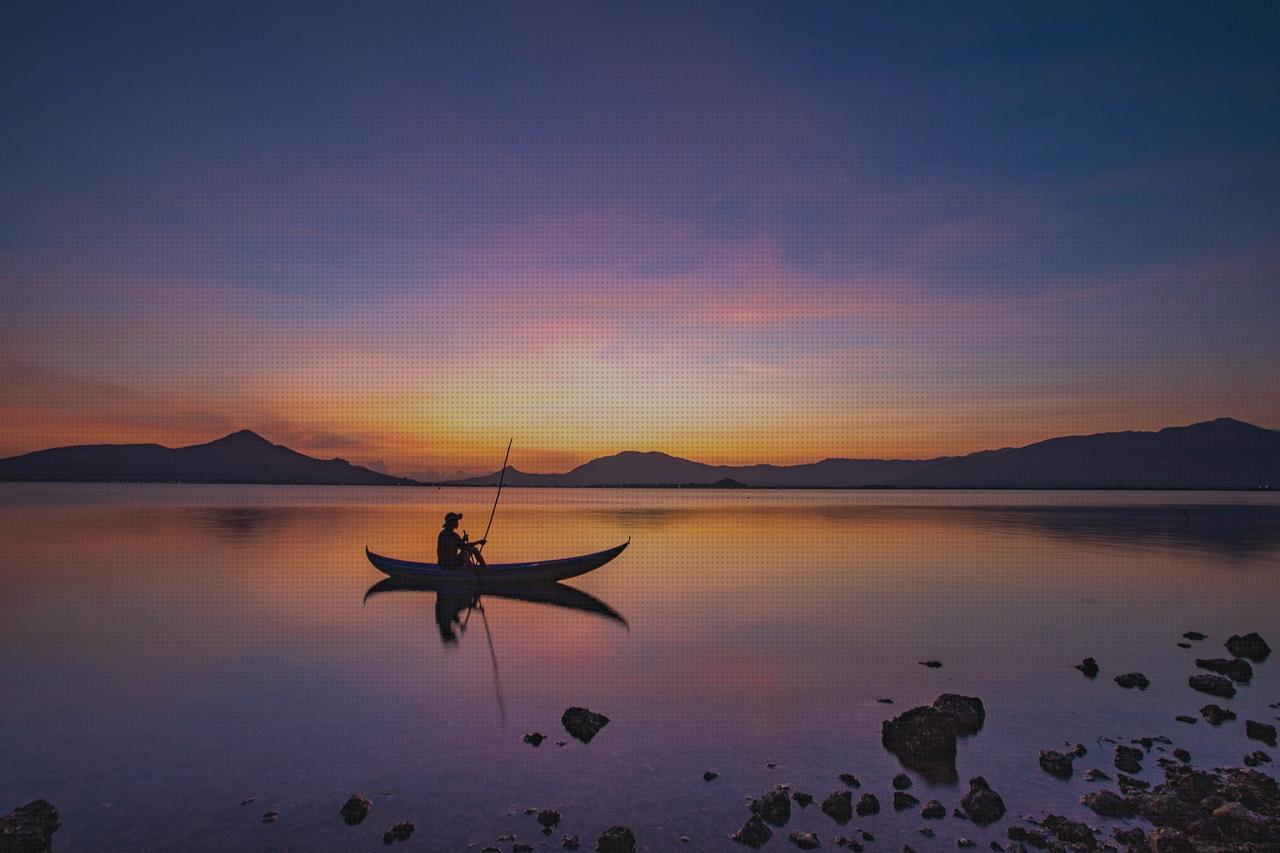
[478,438,512,552]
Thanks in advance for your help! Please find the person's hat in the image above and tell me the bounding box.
[444,511,463,523]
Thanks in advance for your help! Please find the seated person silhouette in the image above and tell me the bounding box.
[437,512,486,569]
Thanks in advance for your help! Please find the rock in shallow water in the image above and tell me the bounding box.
[892,774,912,790]
[1195,657,1253,683]
[1039,749,1074,779]
[922,800,946,820]
[0,800,60,853]
[1225,632,1271,662]
[1115,745,1144,773]
[596,825,636,853]
[1114,672,1150,690]
[340,794,372,826]
[789,831,821,849]
[1201,704,1237,725]
[1080,789,1136,819]
[751,787,792,827]
[1075,657,1100,677]
[523,732,546,746]
[960,777,1006,826]
[855,793,881,817]
[732,814,771,849]
[1243,750,1271,767]
[703,771,719,782]
[892,791,919,811]
[382,821,414,845]
[821,790,852,824]
[562,707,610,743]
[1246,720,1278,747]
[1189,673,1237,698]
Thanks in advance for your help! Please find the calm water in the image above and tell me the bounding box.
[2,485,1278,851]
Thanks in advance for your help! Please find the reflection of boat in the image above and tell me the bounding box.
[363,577,628,628]
[364,539,629,582]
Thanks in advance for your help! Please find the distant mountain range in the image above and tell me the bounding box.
[0,418,1276,489]
[0,430,414,485]
[447,419,1279,490]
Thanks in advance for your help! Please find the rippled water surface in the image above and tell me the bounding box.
[2,485,1278,850]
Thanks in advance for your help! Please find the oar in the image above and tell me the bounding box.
[478,438,512,553]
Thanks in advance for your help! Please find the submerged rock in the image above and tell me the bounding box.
[1244,751,1272,767]
[1246,720,1278,747]
[562,707,610,743]
[382,821,414,845]
[732,814,772,849]
[1196,657,1254,683]
[893,791,919,811]
[0,800,60,853]
[1115,745,1144,774]
[1225,632,1271,662]
[1115,672,1150,690]
[789,831,821,849]
[821,790,852,824]
[562,834,581,850]
[1201,704,1237,725]
[1189,674,1237,698]
[1039,749,1074,779]
[538,809,561,831]
[960,778,1006,826]
[596,825,636,853]
[1175,715,1198,725]
[1082,768,1110,782]
[1080,790,1136,819]
[1075,657,1100,678]
[855,793,880,817]
[751,787,792,827]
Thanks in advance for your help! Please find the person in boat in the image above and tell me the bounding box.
[437,511,486,569]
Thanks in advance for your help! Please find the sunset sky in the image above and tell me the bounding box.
[3,2,1278,475]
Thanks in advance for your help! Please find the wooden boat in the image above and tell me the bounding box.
[364,539,628,583]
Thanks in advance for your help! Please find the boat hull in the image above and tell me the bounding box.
[365,540,628,583]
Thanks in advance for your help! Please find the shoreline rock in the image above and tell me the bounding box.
[1189,674,1237,698]
[1225,632,1271,662]
[1,800,60,853]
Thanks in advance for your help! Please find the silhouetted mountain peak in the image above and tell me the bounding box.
[209,429,274,447]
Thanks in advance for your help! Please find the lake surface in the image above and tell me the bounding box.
[2,485,1278,851]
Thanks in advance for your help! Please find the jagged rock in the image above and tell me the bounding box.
[1183,632,1206,641]
[1190,674,1237,698]
[855,793,880,816]
[1007,826,1047,847]
[1244,751,1272,767]
[1175,715,1197,724]
[538,810,561,830]
[882,707,958,780]
[1075,657,1100,677]
[1114,672,1150,690]
[1118,773,1150,793]
[382,821,414,845]
[1039,750,1074,779]
[751,787,792,827]
[596,825,635,853]
[1041,814,1096,846]
[0,800,60,853]
[1114,745,1144,774]
[562,707,610,743]
[524,732,547,746]
[1196,657,1254,683]
[704,771,718,781]
[837,773,860,788]
[1083,768,1110,781]
[1081,790,1137,819]
[793,792,814,808]
[1246,720,1277,746]
[893,774,912,790]
[1114,826,1146,846]
[821,790,852,824]
[922,800,946,819]
[1173,748,1191,763]
[1201,704,1237,725]
[960,778,1006,826]
[1071,743,1088,757]
[789,831,821,849]
[732,815,772,849]
[1225,632,1271,662]
[562,834,581,850]
[1146,827,1195,852]
[933,694,986,735]
[340,795,372,826]
[893,791,919,811]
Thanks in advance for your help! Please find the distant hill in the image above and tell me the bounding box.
[447,451,931,487]
[0,430,417,485]
[449,419,1279,489]
[892,418,1280,489]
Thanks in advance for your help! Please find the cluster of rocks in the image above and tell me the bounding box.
[0,800,59,853]
[881,694,985,781]
[524,706,610,748]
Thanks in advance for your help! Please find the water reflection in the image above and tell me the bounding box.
[363,577,629,643]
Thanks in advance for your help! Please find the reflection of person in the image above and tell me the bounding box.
[437,512,486,569]
[434,587,479,644]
